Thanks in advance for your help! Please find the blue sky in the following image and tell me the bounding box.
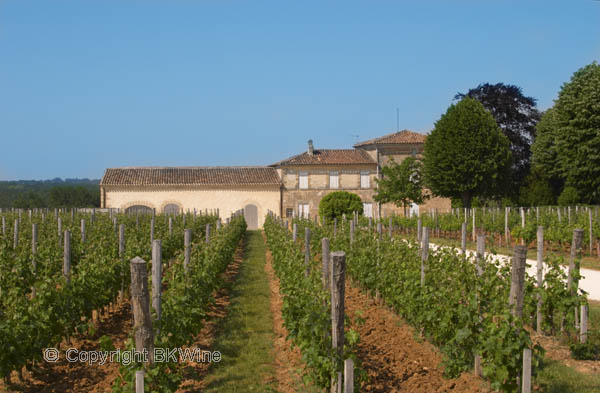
[1,0,598,180]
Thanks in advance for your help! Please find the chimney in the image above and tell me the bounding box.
[308,139,314,155]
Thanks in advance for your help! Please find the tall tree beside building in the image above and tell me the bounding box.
[374,157,427,216]
[423,97,512,208]
[456,83,540,196]
[532,62,600,204]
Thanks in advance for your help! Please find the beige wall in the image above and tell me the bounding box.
[104,185,280,228]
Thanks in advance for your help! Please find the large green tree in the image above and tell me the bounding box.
[423,97,513,208]
[456,83,540,195]
[374,156,427,216]
[532,62,600,203]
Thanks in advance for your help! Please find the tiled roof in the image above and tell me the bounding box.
[354,130,426,147]
[100,167,281,186]
[271,149,376,166]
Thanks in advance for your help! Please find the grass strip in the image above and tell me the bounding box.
[201,230,277,392]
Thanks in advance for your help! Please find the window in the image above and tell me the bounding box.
[285,208,294,218]
[329,171,339,189]
[299,172,308,189]
[360,171,370,188]
[411,148,417,157]
[298,203,309,218]
[363,203,373,218]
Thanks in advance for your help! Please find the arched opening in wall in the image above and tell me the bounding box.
[125,205,153,215]
[244,204,258,230]
[163,204,180,215]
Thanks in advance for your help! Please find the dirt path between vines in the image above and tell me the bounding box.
[2,300,132,393]
[346,283,490,393]
[174,236,248,392]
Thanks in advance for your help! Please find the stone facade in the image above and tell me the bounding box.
[101,131,452,227]
[278,165,378,218]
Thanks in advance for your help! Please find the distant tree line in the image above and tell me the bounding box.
[375,61,600,208]
[0,178,100,208]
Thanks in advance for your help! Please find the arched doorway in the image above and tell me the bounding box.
[163,204,180,215]
[125,205,153,215]
[244,204,258,230]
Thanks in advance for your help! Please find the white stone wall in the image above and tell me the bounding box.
[104,185,280,228]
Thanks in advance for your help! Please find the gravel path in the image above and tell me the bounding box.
[431,243,600,301]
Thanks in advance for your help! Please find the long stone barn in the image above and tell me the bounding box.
[100,130,451,229]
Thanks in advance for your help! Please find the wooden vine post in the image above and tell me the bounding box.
[152,240,162,333]
[505,207,509,246]
[461,222,467,255]
[331,251,346,393]
[135,370,145,393]
[13,219,18,249]
[130,256,154,365]
[63,230,71,283]
[567,228,583,328]
[474,234,485,377]
[81,219,86,243]
[344,358,354,393]
[150,217,155,245]
[119,224,125,301]
[522,348,532,393]
[421,227,429,287]
[322,238,330,293]
[417,218,422,244]
[472,208,476,242]
[388,217,393,239]
[304,227,311,278]
[509,246,527,320]
[580,304,588,343]
[536,226,544,334]
[292,223,297,242]
[589,210,593,256]
[206,223,211,243]
[184,229,192,275]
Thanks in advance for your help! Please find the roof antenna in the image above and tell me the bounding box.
[396,107,400,132]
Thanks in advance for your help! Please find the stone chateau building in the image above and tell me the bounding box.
[100,130,450,229]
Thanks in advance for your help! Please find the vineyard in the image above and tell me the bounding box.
[0,208,246,392]
[0,207,598,392]
[263,209,598,393]
[390,206,600,258]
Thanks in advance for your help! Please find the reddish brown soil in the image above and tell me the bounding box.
[175,239,245,392]
[264,241,315,393]
[532,332,600,375]
[345,284,490,393]
[1,300,132,393]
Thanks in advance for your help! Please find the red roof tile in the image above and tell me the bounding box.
[354,130,426,147]
[100,167,281,186]
[271,149,376,166]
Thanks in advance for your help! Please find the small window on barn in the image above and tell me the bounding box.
[411,148,417,157]
[286,208,294,218]
[299,172,308,189]
[163,204,180,215]
[329,171,339,189]
[360,171,370,188]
